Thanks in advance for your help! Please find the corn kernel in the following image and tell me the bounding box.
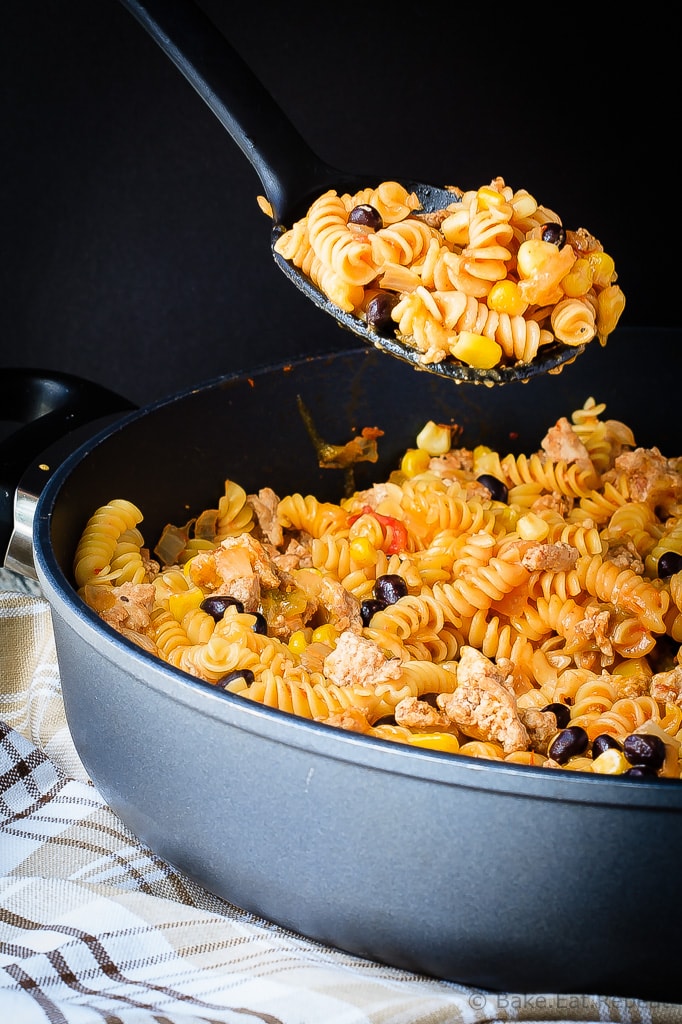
[416,421,452,455]
[516,239,558,278]
[472,445,496,474]
[588,250,616,289]
[401,447,431,477]
[312,623,338,646]
[592,748,629,775]
[288,629,308,654]
[451,331,502,370]
[168,586,205,621]
[487,279,528,315]
[517,512,550,541]
[561,257,594,297]
[350,536,377,567]
[408,731,460,754]
[476,185,505,210]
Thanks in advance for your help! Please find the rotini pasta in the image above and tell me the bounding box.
[267,176,625,371]
[75,396,682,780]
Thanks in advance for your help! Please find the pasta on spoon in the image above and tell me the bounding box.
[265,175,625,380]
[119,2,622,385]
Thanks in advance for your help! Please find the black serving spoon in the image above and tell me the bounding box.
[118,0,585,385]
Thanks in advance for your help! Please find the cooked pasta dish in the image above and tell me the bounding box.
[259,176,626,371]
[72,395,682,780]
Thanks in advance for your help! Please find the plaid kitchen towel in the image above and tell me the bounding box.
[0,575,680,1024]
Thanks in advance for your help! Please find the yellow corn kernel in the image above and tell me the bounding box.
[408,731,460,754]
[350,536,377,568]
[476,185,505,210]
[288,629,309,655]
[401,447,431,477]
[472,445,496,474]
[517,512,551,541]
[312,623,338,646]
[451,331,502,369]
[416,420,452,456]
[168,586,205,621]
[487,279,528,316]
[592,748,629,775]
[561,257,594,297]
[516,239,558,278]
[596,284,626,338]
[588,250,616,289]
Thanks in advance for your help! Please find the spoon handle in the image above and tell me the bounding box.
[118,0,344,223]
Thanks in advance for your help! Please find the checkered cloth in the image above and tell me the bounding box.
[1,572,680,1023]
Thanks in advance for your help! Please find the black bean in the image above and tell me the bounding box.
[348,203,383,231]
[365,292,399,336]
[548,725,589,765]
[360,598,387,626]
[657,550,682,578]
[623,733,666,771]
[373,714,397,727]
[476,474,508,503]
[592,733,622,759]
[542,702,571,729]
[541,222,567,247]
[218,668,255,688]
[250,611,268,635]
[647,633,681,674]
[623,764,659,779]
[375,574,408,605]
[200,595,244,620]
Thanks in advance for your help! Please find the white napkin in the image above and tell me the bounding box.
[1,572,679,1023]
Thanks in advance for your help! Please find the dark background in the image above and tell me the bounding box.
[1,2,675,406]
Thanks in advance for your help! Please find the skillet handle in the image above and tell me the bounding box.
[0,368,136,581]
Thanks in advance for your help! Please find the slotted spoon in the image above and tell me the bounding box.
[118,0,585,384]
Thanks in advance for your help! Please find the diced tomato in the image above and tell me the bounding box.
[347,505,408,554]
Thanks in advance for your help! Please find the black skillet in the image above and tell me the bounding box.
[2,329,682,1003]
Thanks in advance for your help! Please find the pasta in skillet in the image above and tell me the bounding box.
[74,398,682,780]
[260,176,626,371]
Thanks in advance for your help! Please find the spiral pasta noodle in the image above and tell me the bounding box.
[74,499,144,588]
[307,191,376,287]
[75,395,682,780]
